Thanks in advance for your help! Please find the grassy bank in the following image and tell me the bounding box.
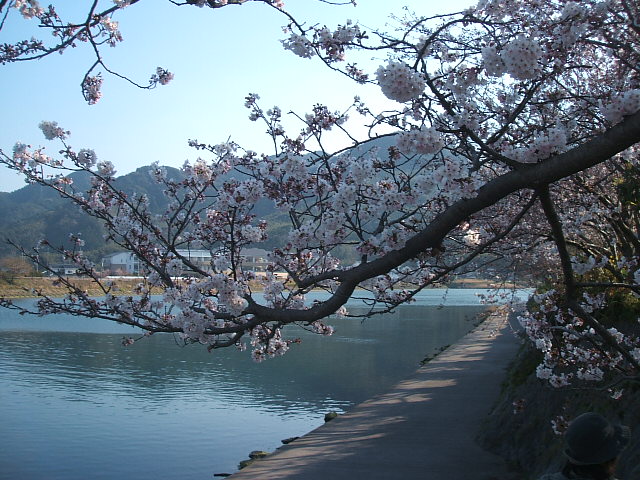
[0,277,155,299]
[0,276,514,300]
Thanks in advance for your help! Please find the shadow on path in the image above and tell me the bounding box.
[229,309,522,480]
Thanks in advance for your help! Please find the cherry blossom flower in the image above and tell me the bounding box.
[14,0,44,19]
[396,127,444,155]
[376,61,426,103]
[76,149,98,168]
[82,75,103,105]
[39,121,68,141]
[599,89,640,125]
[501,35,543,80]
[2,0,640,375]
[154,67,174,86]
[282,33,316,58]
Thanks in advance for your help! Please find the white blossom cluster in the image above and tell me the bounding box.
[12,143,52,168]
[261,274,286,307]
[325,21,360,44]
[518,286,639,390]
[315,21,361,61]
[76,149,98,168]
[502,36,543,80]
[12,143,29,163]
[362,275,414,304]
[506,125,568,163]
[100,17,119,33]
[100,17,123,46]
[559,1,589,21]
[482,36,543,80]
[396,127,444,155]
[14,0,43,19]
[240,224,266,243]
[310,320,335,335]
[481,46,505,77]
[82,75,103,105]
[152,67,174,86]
[250,326,290,362]
[39,121,68,141]
[281,33,315,58]
[552,1,590,48]
[415,35,432,59]
[217,179,263,210]
[463,228,482,246]
[376,61,426,103]
[599,89,640,125]
[283,21,360,62]
[475,0,509,20]
[571,255,598,275]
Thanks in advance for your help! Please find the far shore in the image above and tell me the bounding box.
[0,275,520,300]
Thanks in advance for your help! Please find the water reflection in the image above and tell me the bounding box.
[0,298,489,480]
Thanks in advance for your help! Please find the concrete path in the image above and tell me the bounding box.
[229,309,522,480]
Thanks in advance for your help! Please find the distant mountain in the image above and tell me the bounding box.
[0,136,397,262]
[0,166,185,260]
[0,164,291,261]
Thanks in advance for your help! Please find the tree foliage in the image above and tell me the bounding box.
[1,0,640,390]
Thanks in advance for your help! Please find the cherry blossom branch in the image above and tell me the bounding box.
[537,186,577,296]
[350,193,541,316]
[3,0,640,366]
[538,186,640,373]
[297,110,640,290]
[567,300,640,372]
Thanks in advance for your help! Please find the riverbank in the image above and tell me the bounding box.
[479,342,640,479]
[227,308,522,480]
[0,276,160,298]
[0,276,515,299]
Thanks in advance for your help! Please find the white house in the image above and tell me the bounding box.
[102,252,141,275]
[101,248,274,275]
[240,248,271,272]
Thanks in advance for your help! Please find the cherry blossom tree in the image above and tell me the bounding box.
[1,0,640,390]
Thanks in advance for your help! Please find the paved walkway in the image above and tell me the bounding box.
[229,309,522,480]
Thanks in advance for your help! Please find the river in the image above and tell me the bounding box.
[0,289,528,480]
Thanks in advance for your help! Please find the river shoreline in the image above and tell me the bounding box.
[0,276,519,299]
[0,295,489,480]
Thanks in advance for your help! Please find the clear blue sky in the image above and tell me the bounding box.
[0,0,473,193]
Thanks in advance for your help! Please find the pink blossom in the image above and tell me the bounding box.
[39,121,68,141]
[396,127,444,155]
[14,0,44,19]
[282,33,315,58]
[82,75,103,105]
[376,61,426,103]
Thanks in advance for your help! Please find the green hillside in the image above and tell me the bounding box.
[0,166,185,260]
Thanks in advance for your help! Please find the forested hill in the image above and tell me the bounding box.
[0,163,302,261]
[0,137,397,262]
[0,165,187,260]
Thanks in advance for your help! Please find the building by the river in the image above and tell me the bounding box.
[101,248,272,276]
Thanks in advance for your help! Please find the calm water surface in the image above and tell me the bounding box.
[0,289,526,480]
